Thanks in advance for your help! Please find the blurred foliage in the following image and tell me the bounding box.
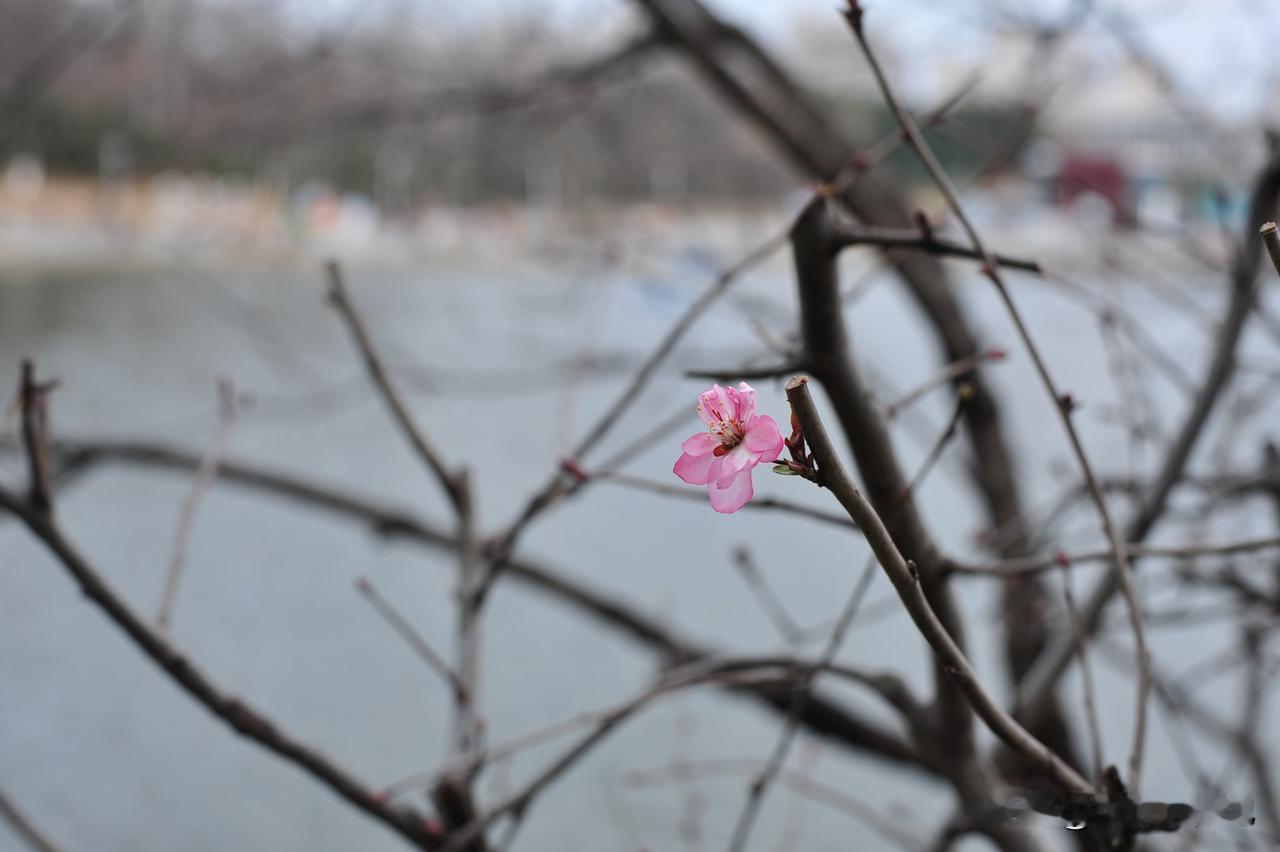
[0,0,1033,202]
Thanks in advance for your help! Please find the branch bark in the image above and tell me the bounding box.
[785,376,1092,796]
[1016,136,1280,723]
[0,485,442,851]
[24,437,931,774]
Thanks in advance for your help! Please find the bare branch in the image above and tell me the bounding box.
[785,375,1092,795]
[1018,143,1280,723]
[156,378,238,634]
[18,360,53,514]
[325,261,484,780]
[727,556,878,851]
[683,361,805,382]
[483,229,790,579]
[325,261,463,510]
[355,576,467,703]
[626,758,925,850]
[948,535,1280,578]
[732,546,803,642]
[842,6,1152,794]
[825,219,1042,274]
[1057,556,1104,786]
[791,196,974,752]
[26,437,928,773]
[0,787,64,852]
[883,350,1004,421]
[0,486,441,850]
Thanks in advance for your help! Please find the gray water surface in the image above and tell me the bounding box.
[1,248,1274,851]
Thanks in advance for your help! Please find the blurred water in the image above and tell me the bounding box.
[1,247,1276,851]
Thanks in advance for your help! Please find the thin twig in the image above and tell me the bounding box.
[431,645,925,852]
[727,556,878,851]
[1057,555,1104,786]
[625,758,924,850]
[156,378,237,634]
[433,664,800,852]
[825,218,1042,273]
[355,576,467,703]
[486,229,790,576]
[0,486,440,850]
[325,262,483,776]
[843,5,1151,794]
[684,361,805,382]
[883,351,1003,420]
[1017,142,1280,731]
[900,388,969,499]
[947,534,1280,577]
[325,261,464,511]
[381,655,919,804]
[732,546,803,642]
[0,787,64,852]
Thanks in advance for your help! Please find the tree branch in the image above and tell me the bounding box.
[785,375,1093,796]
[0,486,442,850]
[22,437,929,774]
[842,4,1151,793]
[0,787,64,852]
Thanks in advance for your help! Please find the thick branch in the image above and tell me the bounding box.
[842,6,1151,792]
[791,197,973,746]
[785,376,1092,796]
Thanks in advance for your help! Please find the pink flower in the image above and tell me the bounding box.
[673,382,785,514]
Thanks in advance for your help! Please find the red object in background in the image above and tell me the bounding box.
[1055,154,1131,226]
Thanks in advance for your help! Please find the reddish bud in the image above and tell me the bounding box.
[1054,550,1071,568]
[851,151,872,173]
[370,788,388,804]
[560,457,589,484]
[984,346,1007,361]
[422,819,443,837]
[843,1,865,33]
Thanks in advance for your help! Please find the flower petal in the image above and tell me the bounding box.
[674,450,717,485]
[708,468,754,514]
[716,444,754,480]
[744,414,784,458]
[696,384,731,427]
[735,382,758,421]
[680,432,718,456]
